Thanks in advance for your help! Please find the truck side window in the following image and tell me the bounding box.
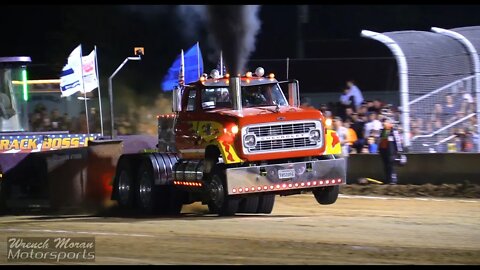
[186,89,197,111]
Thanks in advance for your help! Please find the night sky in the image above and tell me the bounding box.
[2,5,480,99]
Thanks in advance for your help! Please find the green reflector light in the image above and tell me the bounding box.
[22,69,28,101]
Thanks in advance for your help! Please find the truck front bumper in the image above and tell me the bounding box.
[225,158,346,195]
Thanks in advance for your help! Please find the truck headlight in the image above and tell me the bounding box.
[309,129,321,142]
[243,134,256,147]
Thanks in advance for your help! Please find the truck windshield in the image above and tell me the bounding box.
[201,83,288,110]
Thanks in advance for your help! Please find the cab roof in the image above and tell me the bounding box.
[187,76,279,88]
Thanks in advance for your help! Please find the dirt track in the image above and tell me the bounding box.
[1,192,479,265]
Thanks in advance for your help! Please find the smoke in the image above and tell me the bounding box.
[174,5,208,42]
[206,5,262,75]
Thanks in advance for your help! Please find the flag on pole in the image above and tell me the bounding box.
[81,50,98,93]
[60,45,84,97]
[161,43,203,91]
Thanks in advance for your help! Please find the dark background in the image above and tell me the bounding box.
[1,4,480,98]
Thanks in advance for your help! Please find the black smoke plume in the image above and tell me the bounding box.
[206,5,261,75]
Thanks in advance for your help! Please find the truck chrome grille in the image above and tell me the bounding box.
[243,121,323,154]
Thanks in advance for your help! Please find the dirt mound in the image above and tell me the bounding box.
[340,182,480,198]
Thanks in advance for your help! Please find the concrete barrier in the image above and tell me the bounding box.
[347,153,480,185]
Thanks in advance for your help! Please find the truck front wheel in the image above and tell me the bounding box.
[313,185,339,205]
[207,165,239,216]
[238,195,260,214]
[256,194,275,214]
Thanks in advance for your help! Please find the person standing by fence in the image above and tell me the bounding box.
[378,117,404,184]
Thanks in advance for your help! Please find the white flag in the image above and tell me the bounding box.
[81,50,98,93]
[60,45,84,97]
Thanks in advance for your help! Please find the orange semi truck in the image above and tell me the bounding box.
[110,67,346,216]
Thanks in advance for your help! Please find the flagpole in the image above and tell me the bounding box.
[196,42,200,79]
[79,44,90,135]
[220,51,223,77]
[180,49,185,86]
[94,45,104,137]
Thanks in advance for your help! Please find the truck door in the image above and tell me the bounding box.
[175,87,204,159]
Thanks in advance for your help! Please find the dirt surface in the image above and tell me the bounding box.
[1,192,479,265]
[341,182,480,198]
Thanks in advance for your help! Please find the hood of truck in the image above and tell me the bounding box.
[212,105,324,125]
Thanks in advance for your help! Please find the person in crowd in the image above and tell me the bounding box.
[344,119,358,154]
[346,80,364,111]
[350,112,366,153]
[333,116,349,157]
[367,135,378,153]
[364,111,382,139]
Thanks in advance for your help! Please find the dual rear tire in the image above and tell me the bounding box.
[114,157,183,215]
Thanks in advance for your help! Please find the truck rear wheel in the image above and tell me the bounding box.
[256,194,275,214]
[238,195,260,213]
[115,162,136,209]
[136,160,182,215]
[207,165,239,216]
[313,185,339,205]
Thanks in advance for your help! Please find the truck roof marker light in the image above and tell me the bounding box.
[326,180,330,184]
[313,181,317,186]
[300,182,305,187]
[331,179,336,184]
[257,186,262,191]
[210,69,220,79]
[255,67,265,77]
[294,183,299,187]
[225,73,230,78]
[337,178,342,183]
[276,184,281,189]
[246,71,253,78]
[282,183,287,188]
[238,188,243,193]
[263,186,268,190]
[232,188,237,193]
[319,181,324,185]
[268,73,275,79]
[245,187,249,192]
[270,185,274,190]
[307,182,311,186]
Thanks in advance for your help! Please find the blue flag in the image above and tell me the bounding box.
[161,43,203,91]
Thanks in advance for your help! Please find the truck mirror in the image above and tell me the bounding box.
[288,80,300,107]
[172,86,182,112]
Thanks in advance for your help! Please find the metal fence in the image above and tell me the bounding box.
[362,29,480,153]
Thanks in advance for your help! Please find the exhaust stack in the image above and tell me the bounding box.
[230,76,242,111]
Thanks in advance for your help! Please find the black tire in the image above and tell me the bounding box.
[313,185,339,205]
[207,165,239,216]
[115,161,136,209]
[136,160,182,215]
[256,194,275,214]
[238,195,260,213]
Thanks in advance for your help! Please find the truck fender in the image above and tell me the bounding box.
[325,130,342,155]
